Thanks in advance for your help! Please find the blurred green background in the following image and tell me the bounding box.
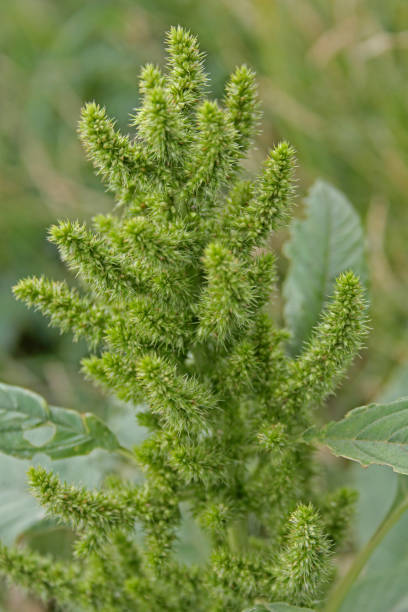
[1,0,408,609]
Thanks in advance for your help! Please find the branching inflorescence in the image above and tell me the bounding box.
[4,27,367,611]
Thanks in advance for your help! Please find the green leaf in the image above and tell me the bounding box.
[283,179,366,355]
[0,454,44,544]
[309,397,408,475]
[342,367,408,611]
[340,558,408,612]
[350,362,408,548]
[0,382,120,459]
[244,604,314,612]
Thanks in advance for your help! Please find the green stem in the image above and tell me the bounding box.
[324,476,408,612]
[228,519,248,554]
[117,446,138,463]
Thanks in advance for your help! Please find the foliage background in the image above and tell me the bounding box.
[1,0,408,609]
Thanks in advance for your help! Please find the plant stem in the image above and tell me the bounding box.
[324,476,408,612]
[228,519,249,554]
[117,446,138,463]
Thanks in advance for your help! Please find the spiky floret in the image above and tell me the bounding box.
[28,467,136,542]
[0,542,85,608]
[49,220,141,299]
[133,84,189,164]
[272,504,332,606]
[13,276,108,347]
[181,100,238,209]
[78,102,146,194]
[288,271,368,420]
[224,64,260,156]
[197,242,256,345]
[165,26,208,111]
[136,353,217,433]
[218,142,296,253]
[81,351,143,404]
[4,27,368,612]
[139,64,165,96]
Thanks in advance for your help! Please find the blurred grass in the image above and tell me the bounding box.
[1,0,408,608]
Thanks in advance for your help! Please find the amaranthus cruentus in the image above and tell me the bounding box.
[1,27,368,611]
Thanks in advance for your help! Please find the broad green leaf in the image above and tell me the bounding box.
[340,558,408,612]
[244,604,314,612]
[283,180,366,355]
[0,382,120,459]
[352,464,397,548]
[308,397,408,475]
[352,362,408,548]
[342,366,408,611]
[0,454,44,544]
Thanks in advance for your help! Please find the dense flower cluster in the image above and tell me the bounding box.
[2,27,367,611]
